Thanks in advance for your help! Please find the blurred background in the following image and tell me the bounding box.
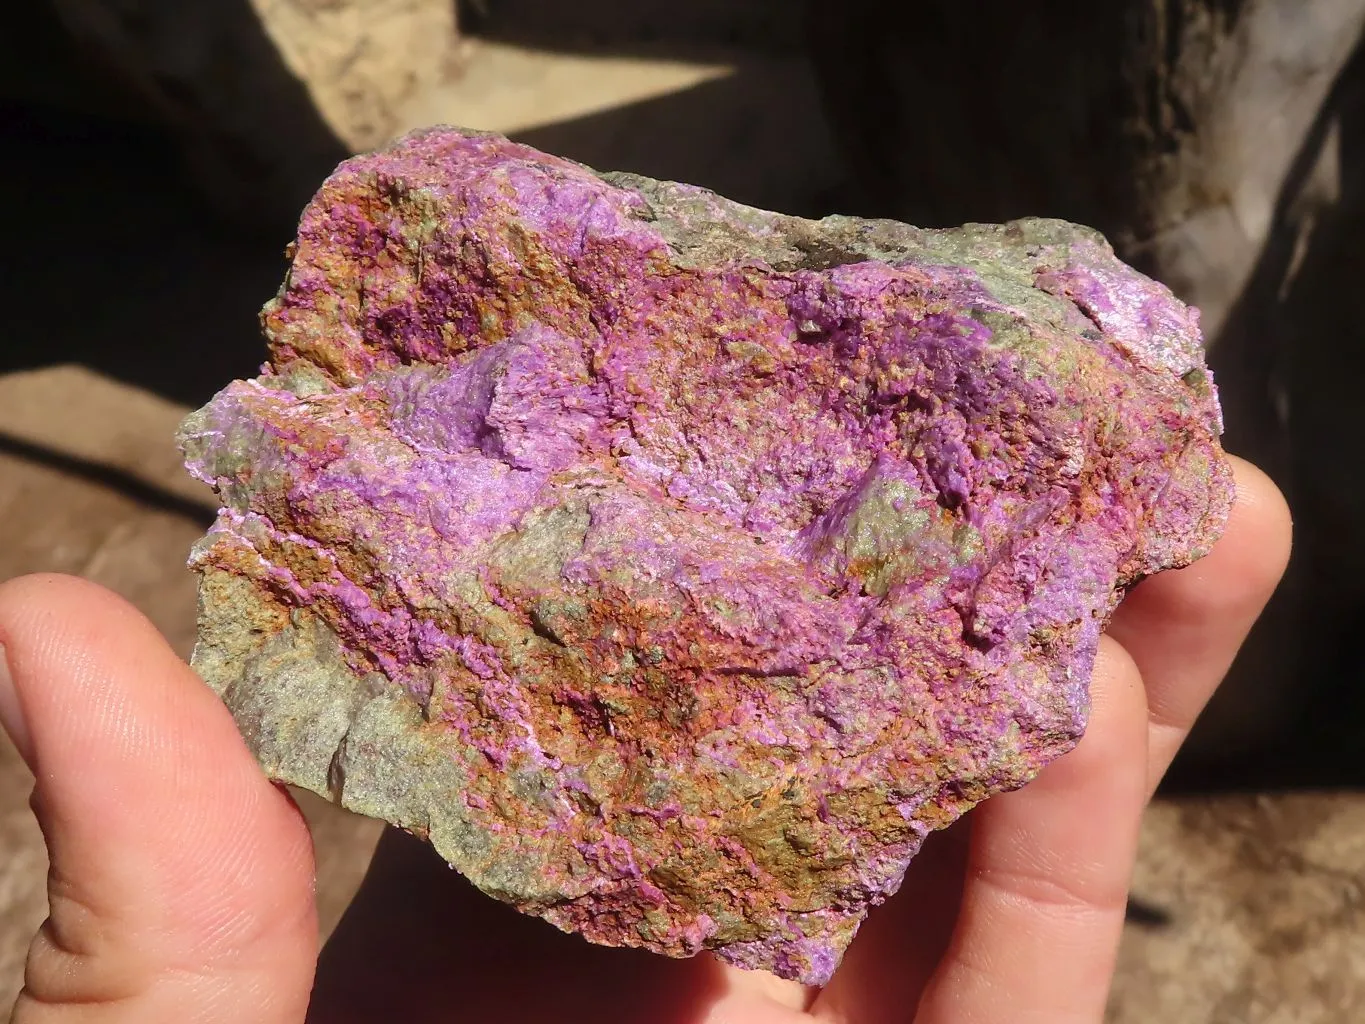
[1,0,1362,1018]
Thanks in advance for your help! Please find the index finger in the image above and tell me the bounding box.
[1105,456,1292,795]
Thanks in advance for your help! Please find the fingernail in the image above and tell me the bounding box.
[0,642,33,765]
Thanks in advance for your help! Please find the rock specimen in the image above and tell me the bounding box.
[180,126,1233,983]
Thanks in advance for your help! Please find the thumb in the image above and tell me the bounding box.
[0,574,317,1023]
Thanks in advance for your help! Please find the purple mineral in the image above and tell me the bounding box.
[180,127,1233,983]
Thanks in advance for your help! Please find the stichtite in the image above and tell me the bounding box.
[179,126,1233,984]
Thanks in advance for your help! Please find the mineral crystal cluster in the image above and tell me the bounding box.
[180,127,1233,983]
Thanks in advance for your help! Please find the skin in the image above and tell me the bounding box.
[0,456,1289,1024]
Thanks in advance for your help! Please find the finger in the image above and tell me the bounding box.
[1105,456,1291,793]
[311,829,811,1024]
[0,574,318,1023]
[909,637,1148,1024]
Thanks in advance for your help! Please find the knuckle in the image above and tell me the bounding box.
[974,858,1128,923]
[19,879,152,1010]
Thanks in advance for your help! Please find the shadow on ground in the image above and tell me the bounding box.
[1,102,291,408]
[456,0,805,55]
[0,0,348,406]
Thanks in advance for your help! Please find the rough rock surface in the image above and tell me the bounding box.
[179,126,1233,983]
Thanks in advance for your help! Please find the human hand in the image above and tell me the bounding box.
[0,456,1290,1023]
